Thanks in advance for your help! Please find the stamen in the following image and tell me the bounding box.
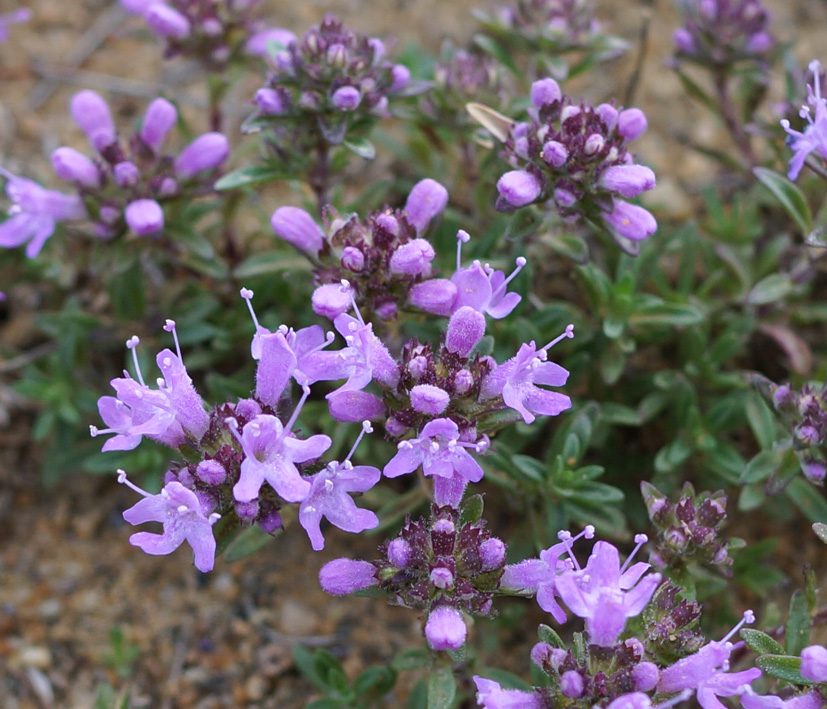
[126,336,146,387]
[720,609,755,644]
[208,513,221,525]
[654,689,693,709]
[539,324,575,354]
[116,468,151,498]
[344,420,373,463]
[163,319,183,362]
[620,533,648,574]
[456,229,470,271]
[491,256,527,298]
[279,385,311,443]
[239,288,262,333]
[224,417,244,446]
[341,280,364,325]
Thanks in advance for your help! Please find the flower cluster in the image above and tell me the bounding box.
[641,482,735,574]
[770,380,827,484]
[250,14,413,151]
[781,60,827,181]
[120,0,278,70]
[0,90,230,256]
[94,309,382,571]
[272,178,449,321]
[488,0,601,47]
[494,78,657,245]
[672,0,774,69]
[320,498,507,651]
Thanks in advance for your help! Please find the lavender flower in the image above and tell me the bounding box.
[118,470,220,573]
[800,645,827,683]
[742,692,825,709]
[319,558,378,595]
[473,677,545,709]
[554,535,662,646]
[425,605,467,651]
[782,60,827,180]
[0,171,86,257]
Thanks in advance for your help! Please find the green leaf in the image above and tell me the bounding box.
[459,494,484,525]
[214,165,286,190]
[755,655,809,684]
[785,477,827,524]
[354,666,396,697]
[233,252,311,279]
[785,590,810,656]
[427,664,456,709]
[740,628,784,656]
[753,167,813,236]
[538,624,565,648]
[740,450,782,484]
[343,138,376,160]
[392,649,431,672]
[813,522,827,544]
[745,394,777,450]
[747,273,795,306]
[222,525,280,562]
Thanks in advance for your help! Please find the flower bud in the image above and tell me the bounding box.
[125,199,164,236]
[257,503,283,534]
[319,559,378,595]
[235,499,259,523]
[599,164,656,198]
[327,390,385,422]
[801,645,827,683]
[408,279,457,316]
[530,78,561,108]
[70,90,116,151]
[374,212,400,236]
[146,3,191,39]
[596,103,619,130]
[454,369,473,395]
[410,384,450,415]
[387,538,411,568]
[114,161,141,188]
[196,460,227,486]
[542,140,568,167]
[584,133,605,155]
[425,606,466,651]
[140,97,177,153]
[446,306,486,357]
[673,27,697,54]
[311,283,351,320]
[326,43,347,67]
[376,301,397,320]
[341,246,364,271]
[255,88,286,115]
[803,460,827,483]
[530,642,557,669]
[403,178,449,233]
[244,27,296,56]
[480,538,506,569]
[51,147,101,188]
[632,662,659,692]
[430,566,454,589]
[389,238,435,275]
[746,31,773,54]
[617,108,648,141]
[391,64,410,92]
[560,671,584,699]
[271,206,324,254]
[174,132,229,178]
[331,86,361,111]
[603,200,657,241]
[496,170,542,207]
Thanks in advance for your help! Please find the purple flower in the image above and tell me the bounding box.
[742,691,825,709]
[497,170,542,207]
[782,61,827,180]
[312,282,352,320]
[500,526,594,623]
[174,132,229,179]
[403,178,449,234]
[327,390,385,422]
[425,605,466,651]
[146,3,190,39]
[473,677,544,709]
[603,200,657,242]
[231,412,331,504]
[70,90,116,151]
[801,645,827,682]
[531,77,562,108]
[319,558,378,595]
[50,147,101,188]
[445,306,486,357]
[599,165,656,198]
[140,97,178,153]
[0,173,85,257]
[245,27,296,56]
[299,459,380,550]
[480,327,573,424]
[555,537,662,646]
[389,238,435,275]
[0,8,30,43]
[658,612,762,708]
[408,278,458,316]
[617,108,648,141]
[410,384,450,415]
[331,85,361,111]
[119,472,219,573]
[125,198,164,236]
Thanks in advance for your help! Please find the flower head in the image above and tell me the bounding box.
[782,60,827,180]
